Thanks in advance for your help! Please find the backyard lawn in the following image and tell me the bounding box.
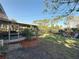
[6,34,79,59]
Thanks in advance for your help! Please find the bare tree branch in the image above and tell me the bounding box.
[44,0,79,17]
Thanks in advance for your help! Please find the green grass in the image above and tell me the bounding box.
[43,34,79,48]
[39,34,79,59]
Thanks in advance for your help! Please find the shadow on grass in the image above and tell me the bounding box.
[39,34,79,59]
[42,34,79,48]
[6,34,79,59]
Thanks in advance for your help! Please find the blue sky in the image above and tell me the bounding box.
[0,0,52,24]
[0,0,79,25]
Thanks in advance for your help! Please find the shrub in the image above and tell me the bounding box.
[0,45,7,55]
[71,28,78,32]
[22,28,34,40]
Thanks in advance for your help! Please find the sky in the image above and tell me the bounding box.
[0,0,79,25]
[0,0,52,24]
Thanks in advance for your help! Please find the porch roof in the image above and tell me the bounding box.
[0,17,37,28]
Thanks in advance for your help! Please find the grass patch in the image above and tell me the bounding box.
[39,34,79,59]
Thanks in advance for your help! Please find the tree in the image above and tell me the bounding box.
[33,19,49,26]
[33,19,50,34]
[44,0,79,17]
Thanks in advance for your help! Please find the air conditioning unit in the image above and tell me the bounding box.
[0,40,4,46]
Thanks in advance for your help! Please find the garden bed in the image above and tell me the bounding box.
[0,54,6,59]
[20,37,39,48]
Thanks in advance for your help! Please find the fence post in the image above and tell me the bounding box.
[18,25,20,39]
[8,24,10,40]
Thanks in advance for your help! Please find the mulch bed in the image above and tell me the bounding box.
[5,36,39,48]
[20,38,39,48]
[0,55,6,59]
